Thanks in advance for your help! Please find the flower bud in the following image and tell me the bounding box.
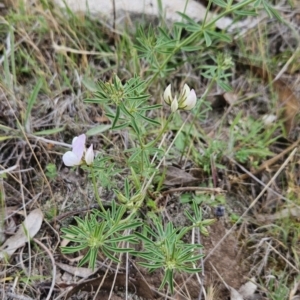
[163,84,172,105]
[85,144,94,165]
[181,84,191,99]
[171,96,178,112]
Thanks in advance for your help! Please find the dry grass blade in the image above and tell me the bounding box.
[33,238,56,300]
[255,207,300,223]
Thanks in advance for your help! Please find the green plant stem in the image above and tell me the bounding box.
[201,0,213,29]
[181,78,216,156]
[145,112,174,148]
[90,166,106,213]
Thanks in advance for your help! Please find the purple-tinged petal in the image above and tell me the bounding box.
[63,151,81,166]
[72,134,86,159]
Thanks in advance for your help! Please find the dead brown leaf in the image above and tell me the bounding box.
[56,262,94,278]
[161,165,201,186]
[243,63,299,135]
[0,208,43,259]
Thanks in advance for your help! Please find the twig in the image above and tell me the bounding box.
[0,165,18,174]
[162,186,225,196]
[28,134,72,148]
[209,262,229,290]
[5,293,33,300]
[52,42,115,57]
[33,238,56,300]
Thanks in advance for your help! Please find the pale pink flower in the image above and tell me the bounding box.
[63,134,86,167]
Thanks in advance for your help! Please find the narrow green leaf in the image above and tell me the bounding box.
[86,125,111,136]
[82,77,98,92]
[138,262,163,269]
[112,106,120,129]
[108,235,137,243]
[135,232,155,245]
[112,122,130,130]
[139,104,162,111]
[139,114,161,125]
[203,31,212,47]
[25,78,43,132]
[183,267,202,273]
[61,244,87,253]
[0,136,14,141]
[130,118,140,135]
[34,127,65,136]
[102,247,120,263]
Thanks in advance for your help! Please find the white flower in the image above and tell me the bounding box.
[178,84,197,110]
[85,144,94,165]
[181,89,197,110]
[163,83,197,112]
[63,134,86,166]
[262,114,277,126]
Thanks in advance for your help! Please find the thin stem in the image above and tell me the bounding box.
[180,78,216,159]
[145,112,174,148]
[90,166,106,213]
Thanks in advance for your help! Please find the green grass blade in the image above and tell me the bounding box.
[24,78,43,133]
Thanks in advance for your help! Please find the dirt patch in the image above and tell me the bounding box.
[202,221,247,292]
